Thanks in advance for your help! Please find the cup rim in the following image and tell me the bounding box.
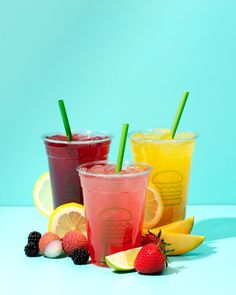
[77,160,152,178]
[42,130,113,145]
[129,129,198,143]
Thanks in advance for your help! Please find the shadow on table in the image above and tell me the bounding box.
[162,265,186,276]
[169,242,216,263]
[193,217,236,241]
[113,266,186,276]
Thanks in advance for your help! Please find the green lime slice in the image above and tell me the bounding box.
[105,247,142,271]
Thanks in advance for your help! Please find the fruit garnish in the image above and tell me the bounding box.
[33,172,53,217]
[38,232,63,258]
[48,203,86,238]
[142,221,205,256]
[39,232,60,254]
[24,242,40,257]
[134,243,168,274]
[27,231,42,245]
[71,248,89,265]
[141,230,170,250]
[105,247,142,271]
[43,240,63,258]
[142,229,162,246]
[160,231,205,255]
[142,216,194,235]
[143,186,164,229]
[62,230,88,256]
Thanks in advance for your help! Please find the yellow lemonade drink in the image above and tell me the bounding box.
[130,129,197,227]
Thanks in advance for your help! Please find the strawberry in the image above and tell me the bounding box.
[134,243,169,274]
[142,230,170,253]
[142,230,162,246]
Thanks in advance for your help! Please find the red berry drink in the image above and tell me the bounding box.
[43,131,112,208]
[77,161,151,266]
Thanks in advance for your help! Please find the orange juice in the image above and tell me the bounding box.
[130,129,197,226]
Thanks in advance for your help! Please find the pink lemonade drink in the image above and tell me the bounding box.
[43,131,112,208]
[77,161,151,266]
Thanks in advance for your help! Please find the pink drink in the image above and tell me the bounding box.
[78,161,151,266]
[43,131,112,208]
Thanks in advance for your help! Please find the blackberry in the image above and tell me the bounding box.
[71,248,89,265]
[28,231,41,245]
[24,242,39,257]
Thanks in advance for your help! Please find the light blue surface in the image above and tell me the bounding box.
[0,0,235,205]
[1,205,236,294]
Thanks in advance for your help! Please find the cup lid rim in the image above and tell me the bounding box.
[129,129,198,142]
[42,130,113,145]
[77,160,152,178]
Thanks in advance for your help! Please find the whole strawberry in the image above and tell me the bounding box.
[134,243,167,274]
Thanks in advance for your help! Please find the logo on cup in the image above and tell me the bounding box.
[99,207,133,246]
[152,170,183,206]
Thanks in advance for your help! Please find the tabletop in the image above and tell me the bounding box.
[0,205,235,295]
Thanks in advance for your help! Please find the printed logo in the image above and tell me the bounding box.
[99,207,133,246]
[152,170,183,206]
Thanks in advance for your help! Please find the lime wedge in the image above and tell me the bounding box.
[105,247,142,271]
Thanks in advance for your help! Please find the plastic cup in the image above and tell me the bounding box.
[77,161,152,266]
[129,129,198,226]
[42,131,112,208]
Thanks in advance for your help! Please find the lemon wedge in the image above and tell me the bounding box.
[48,202,86,238]
[33,172,53,217]
[143,186,164,229]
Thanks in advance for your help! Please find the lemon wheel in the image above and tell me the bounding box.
[143,186,164,229]
[33,172,53,217]
[48,203,86,238]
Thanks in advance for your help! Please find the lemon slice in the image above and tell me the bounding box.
[33,172,53,217]
[48,202,86,238]
[105,247,142,271]
[143,186,164,229]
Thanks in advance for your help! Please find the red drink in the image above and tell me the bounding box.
[43,131,112,208]
[78,161,151,266]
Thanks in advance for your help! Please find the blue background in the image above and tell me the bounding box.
[0,0,235,206]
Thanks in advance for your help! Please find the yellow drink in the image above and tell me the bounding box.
[130,129,197,226]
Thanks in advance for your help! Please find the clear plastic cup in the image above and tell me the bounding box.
[130,129,198,226]
[77,161,152,266]
[43,131,112,208]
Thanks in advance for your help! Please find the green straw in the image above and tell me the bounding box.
[58,100,73,141]
[170,91,189,138]
[115,123,129,173]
